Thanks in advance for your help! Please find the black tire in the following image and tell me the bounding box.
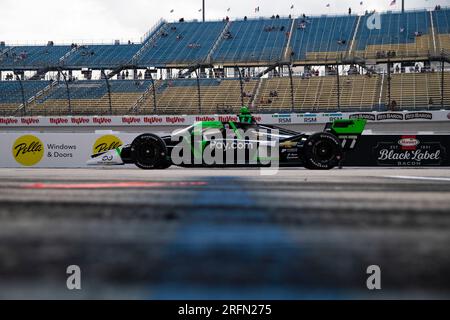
[303,132,343,170]
[131,134,169,170]
[155,160,172,170]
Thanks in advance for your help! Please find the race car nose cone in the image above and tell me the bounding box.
[87,149,124,166]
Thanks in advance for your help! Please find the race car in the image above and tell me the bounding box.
[88,107,367,170]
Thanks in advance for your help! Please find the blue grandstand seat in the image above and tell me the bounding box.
[137,21,226,66]
[156,78,221,93]
[433,8,450,34]
[290,15,358,61]
[63,44,141,68]
[355,10,431,50]
[38,80,152,103]
[0,81,51,104]
[212,18,290,63]
[0,46,71,69]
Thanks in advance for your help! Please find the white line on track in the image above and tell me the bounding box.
[386,176,450,182]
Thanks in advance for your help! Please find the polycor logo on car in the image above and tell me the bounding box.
[398,138,420,148]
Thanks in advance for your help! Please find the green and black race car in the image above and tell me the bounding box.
[88,107,367,170]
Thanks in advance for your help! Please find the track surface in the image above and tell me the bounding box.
[0,167,450,299]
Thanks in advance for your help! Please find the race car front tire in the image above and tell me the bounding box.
[303,132,343,170]
[130,134,170,170]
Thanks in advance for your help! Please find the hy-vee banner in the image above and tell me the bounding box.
[0,110,449,128]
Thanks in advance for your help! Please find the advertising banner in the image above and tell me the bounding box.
[0,110,449,128]
[345,134,450,167]
[0,132,140,168]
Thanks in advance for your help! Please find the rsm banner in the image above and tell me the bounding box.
[0,132,141,168]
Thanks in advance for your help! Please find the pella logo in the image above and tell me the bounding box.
[92,135,123,156]
[367,12,381,30]
[12,135,44,166]
[399,137,420,150]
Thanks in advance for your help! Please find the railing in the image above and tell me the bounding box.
[140,18,166,43]
[206,20,231,64]
[131,21,167,65]
[59,46,78,64]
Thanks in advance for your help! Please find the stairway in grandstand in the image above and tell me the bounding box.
[25,80,153,116]
[0,81,53,116]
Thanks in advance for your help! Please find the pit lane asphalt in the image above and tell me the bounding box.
[0,167,449,299]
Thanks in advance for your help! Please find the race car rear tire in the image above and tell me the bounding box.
[131,134,169,170]
[303,132,343,170]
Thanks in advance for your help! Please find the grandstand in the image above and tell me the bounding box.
[0,7,449,116]
[137,78,259,114]
[212,18,290,65]
[290,14,358,63]
[137,21,227,67]
[355,10,433,60]
[26,80,153,116]
[257,74,381,112]
[63,44,141,69]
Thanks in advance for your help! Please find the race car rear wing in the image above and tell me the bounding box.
[325,119,367,136]
[325,119,367,151]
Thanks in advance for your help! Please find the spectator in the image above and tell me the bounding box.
[390,100,397,111]
[224,31,233,39]
[244,16,248,21]
[429,98,434,108]
[349,7,352,15]
[276,14,280,19]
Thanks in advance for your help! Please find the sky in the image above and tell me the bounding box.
[0,0,446,44]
